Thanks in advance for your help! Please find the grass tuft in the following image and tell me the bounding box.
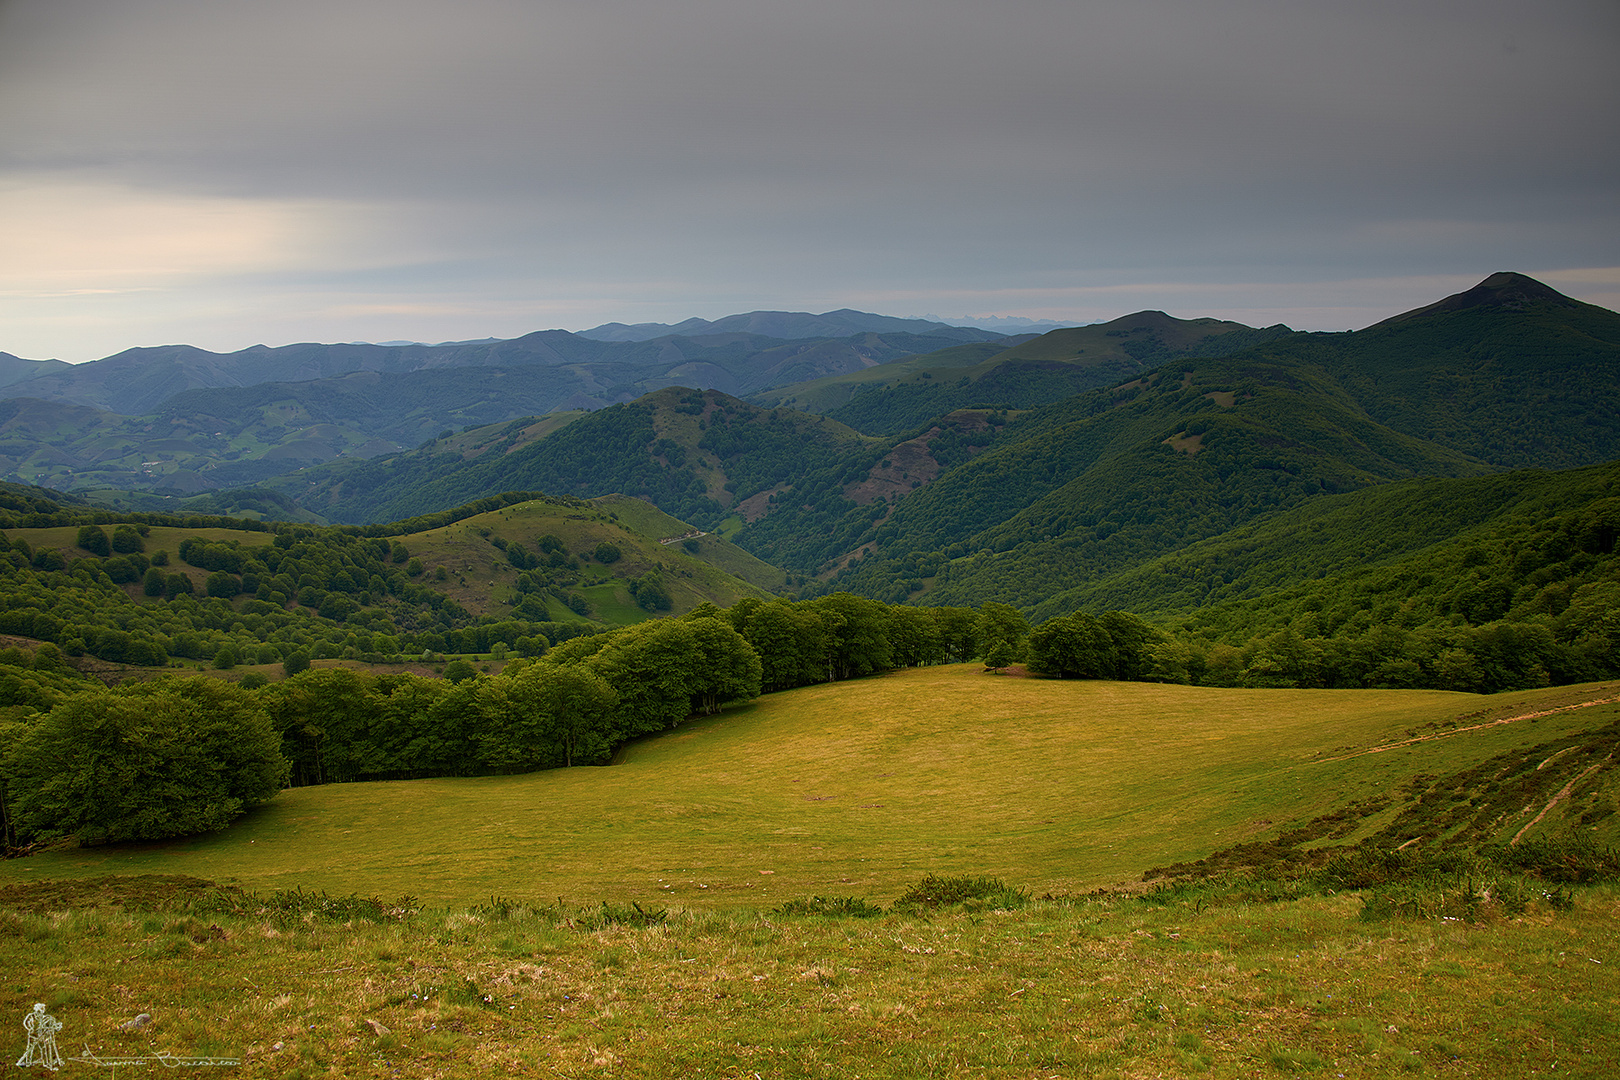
[572,900,667,930]
[193,885,419,926]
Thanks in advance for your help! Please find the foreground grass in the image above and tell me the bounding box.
[2,881,1616,1078]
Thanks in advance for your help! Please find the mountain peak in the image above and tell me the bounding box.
[1375,272,1578,326]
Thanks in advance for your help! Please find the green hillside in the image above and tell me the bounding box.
[257,276,1620,624]
[754,310,1293,434]
[828,274,1620,607]
[1213,273,1620,471]
[279,387,893,532]
[0,489,777,677]
[1042,460,1620,618]
[830,361,1488,604]
[6,671,1618,1078]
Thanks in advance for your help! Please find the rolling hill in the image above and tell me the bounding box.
[0,325,1008,493]
[751,309,1292,432]
[231,273,1620,635]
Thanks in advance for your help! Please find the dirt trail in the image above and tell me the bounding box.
[1511,755,1613,845]
[1308,695,1620,767]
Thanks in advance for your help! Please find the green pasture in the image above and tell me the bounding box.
[7,667,1615,906]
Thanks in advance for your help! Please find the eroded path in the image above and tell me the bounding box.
[1309,692,1620,766]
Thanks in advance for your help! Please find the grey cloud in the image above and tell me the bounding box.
[0,0,1615,359]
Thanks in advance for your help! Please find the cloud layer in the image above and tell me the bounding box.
[2,0,1616,360]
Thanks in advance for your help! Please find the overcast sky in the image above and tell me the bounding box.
[1,0,1616,362]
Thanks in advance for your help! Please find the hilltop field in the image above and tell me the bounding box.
[4,668,1617,1078]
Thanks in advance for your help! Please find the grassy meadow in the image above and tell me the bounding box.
[5,666,1617,904]
[5,668,1618,1078]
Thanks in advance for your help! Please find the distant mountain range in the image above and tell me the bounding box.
[576,309,1023,342]
[233,273,1620,614]
[0,312,1011,493]
[4,275,1617,631]
[0,352,72,390]
[2,311,1007,417]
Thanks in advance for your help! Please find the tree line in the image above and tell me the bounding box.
[0,593,1159,849]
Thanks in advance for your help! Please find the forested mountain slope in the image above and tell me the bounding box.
[263,274,1619,612]
[281,388,891,529]
[0,488,778,678]
[826,274,1620,605]
[1039,460,1620,620]
[753,309,1292,431]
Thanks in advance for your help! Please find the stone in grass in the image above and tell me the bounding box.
[118,1013,152,1033]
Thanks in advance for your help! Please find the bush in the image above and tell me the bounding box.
[892,874,1028,913]
[773,895,885,918]
[205,571,241,599]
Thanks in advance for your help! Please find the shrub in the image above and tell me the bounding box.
[773,896,885,918]
[892,874,1028,913]
[205,571,241,599]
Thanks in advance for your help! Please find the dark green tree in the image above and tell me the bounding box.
[683,615,763,715]
[111,525,145,553]
[1027,613,1116,679]
[983,638,1016,673]
[3,677,288,845]
[978,602,1029,664]
[479,663,617,769]
[76,525,111,557]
